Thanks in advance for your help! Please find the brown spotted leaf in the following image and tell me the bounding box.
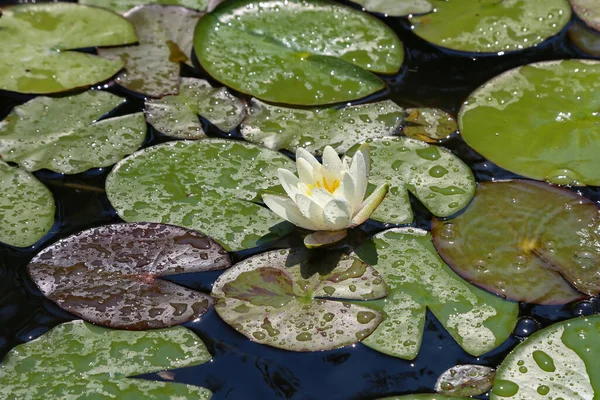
[28,222,231,329]
[403,108,457,143]
[435,364,495,397]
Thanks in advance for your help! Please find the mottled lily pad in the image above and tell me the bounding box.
[0,3,137,94]
[491,316,600,399]
[194,0,404,105]
[0,161,55,248]
[0,91,146,174]
[80,0,209,14]
[403,108,457,143]
[106,139,296,251]
[348,0,432,16]
[212,248,387,351]
[459,59,600,186]
[570,0,600,32]
[353,228,518,360]
[409,0,571,53]
[347,137,475,225]
[0,320,212,399]
[28,223,231,329]
[435,365,495,397]
[241,99,403,155]
[145,78,245,138]
[569,22,600,56]
[99,5,201,98]
[432,180,600,305]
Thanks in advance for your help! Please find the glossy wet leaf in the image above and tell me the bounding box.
[491,315,600,399]
[570,0,600,32]
[569,22,600,56]
[0,3,137,94]
[0,91,146,174]
[435,365,495,397]
[194,0,403,105]
[212,248,387,351]
[347,137,475,225]
[353,228,518,360]
[459,60,600,186]
[28,223,231,329]
[0,320,212,399]
[106,139,296,251]
[241,99,403,155]
[0,161,54,248]
[409,0,571,53]
[432,180,600,305]
[348,0,432,16]
[145,77,245,139]
[403,108,457,143]
[99,5,201,98]
[80,0,209,14]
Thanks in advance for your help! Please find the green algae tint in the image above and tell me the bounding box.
[403,108,457,143]
[212,248,387,352]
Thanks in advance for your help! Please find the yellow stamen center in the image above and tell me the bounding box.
[308,177,340,194]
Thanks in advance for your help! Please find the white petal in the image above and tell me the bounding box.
[322,146,343,179]
[262,193,319,230]
[355,143,371,173]
[350,183,389,227]
[277,168,300,199]
[296,193,328,230]
[296,147,321,169]
[309,187,334,208]
[323,198,352,230]
[297,158,315,184]
[350,151,368,202]
[335,172,360,213]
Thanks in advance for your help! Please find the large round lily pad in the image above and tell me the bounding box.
[348,137,475,225]
[0,320,212,399]
[0,90,146,174]
[241,99,403,155]
[212,248,387,351]
[432,180,600,305]
[491,315,600,399]
[106,139,295,251]
[194,0,403,105]
[80,0,209,14]
[28,223,231,329]
[0,3,137,94]
[570,0,600,32]
[0,161,55,248]
[409,0,571,53]
[353,228,518,360]
[459,59,600,186]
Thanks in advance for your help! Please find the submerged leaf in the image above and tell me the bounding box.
[145,77,245,138]
[0,320,212,399]
[99,5,202,97]
[570,0,600,32]
[435,365,495,397]
[403,108,457,143]
[459,59,600,186]
[409,0,571,53]
[241,99,403,155]
[194,0,404,105]
[353,228,518,360]
[28,223,231,329]
[569,22,600,56]
[0,161,55,248]
[0,3,137,94]
[80,0,209,14]
[491,316,600,399]
[0,91,146,174]
[432,180,600,304]
[212,248,387,351]
[106,139,296,251]
[348,0,432,16]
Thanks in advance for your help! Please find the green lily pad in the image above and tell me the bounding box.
[432,180,600,305]
[409,0,571,53]
[347,137,475,225]
[569,22,600,56]
[99,5,201,98]
[570,0,600,32]
[211,248,387,351]
[459,59,600,186]
[403,108,457,143]
[194,0,404,105]
[28,222,231,330]
[353,228,518,360]
[0,320,212,399]
[348,0,432,16]
[80,0,209,14]
[0,91,146,174]
[0,3,137,94]
[241,99,403,155]
[106,139,296,251]
[435,365,495,397]
[0,161,55,248]
[145,78,246,138]
[491,315,600,399]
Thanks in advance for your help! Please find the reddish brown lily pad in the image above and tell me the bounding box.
[28,222,231,329]
[432,180,600,305]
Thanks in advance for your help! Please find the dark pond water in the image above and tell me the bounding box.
[1,1,600,399]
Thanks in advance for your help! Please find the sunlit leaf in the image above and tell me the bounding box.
[435,364,495,397]
[80,0,209,14]
[570,0,600,32]
[212,248,387,351]
[0,320,212,399]
[348,0,432,16]
[0,3,137,94]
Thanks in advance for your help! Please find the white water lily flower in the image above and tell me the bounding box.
[263,144,388,246]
